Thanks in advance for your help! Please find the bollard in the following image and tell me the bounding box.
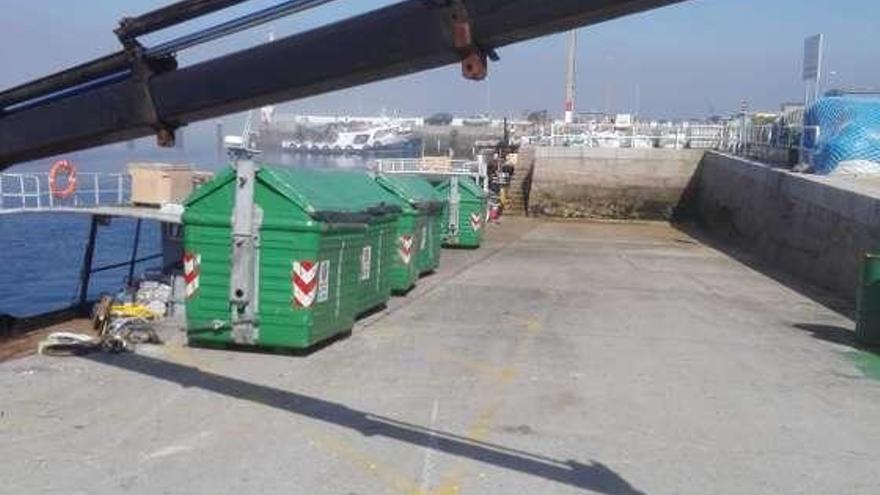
[856,253,880,346]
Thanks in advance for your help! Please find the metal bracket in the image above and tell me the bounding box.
[229,159,262,345]
[440,0,497,81]
[125,43,179,147]
[448,175,461,238]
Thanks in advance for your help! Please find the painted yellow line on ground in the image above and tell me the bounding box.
[425,316,542,494]
[161,341,214,372]
[310,431,426,495]
[427,347,518,382]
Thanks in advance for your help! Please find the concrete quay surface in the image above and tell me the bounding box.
[2,218,879,494]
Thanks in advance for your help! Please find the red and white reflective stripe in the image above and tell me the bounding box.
[399,235,414,265]
[183,252,201,298]
[292,260,318,308]
[470,212,483,232]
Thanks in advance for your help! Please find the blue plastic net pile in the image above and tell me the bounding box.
[804,96,880,175]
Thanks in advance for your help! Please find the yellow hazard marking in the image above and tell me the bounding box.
[203,313,546,495]
[309,432,424,495]
[427,348,518,382]
[162,341,211,371]
[422,316,542,494]
[527,318,542,335]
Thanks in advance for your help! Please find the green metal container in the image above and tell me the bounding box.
[313,169,401,315]
[436,177,487,249]
[366,182,420,295]
[374,174,446,282]
[857,253,880,346]
[182,166,391,350]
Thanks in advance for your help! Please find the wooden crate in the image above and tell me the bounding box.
[128,163,195,206]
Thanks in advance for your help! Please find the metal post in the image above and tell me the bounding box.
[35,175,41,208]
[48,173,54,207]
[128,218,143,284]
[94,174,100,205]
[118,174,124,204]
[229,158,261,344]
[19,175,25,208]
[77,215,100,307]
[216,121,224,159]
[448,176,460,239]
[799,85,811,165]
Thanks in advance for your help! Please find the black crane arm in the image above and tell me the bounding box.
[0,0,684,168]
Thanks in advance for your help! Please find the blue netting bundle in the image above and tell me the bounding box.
[804,96,880,175]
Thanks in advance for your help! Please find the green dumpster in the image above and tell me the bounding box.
[182,165,388,350]
[374,174,446,286]
[370,176,422,294]
[436,176,487,248]
[857,253,880,346]
[313,169,401,315]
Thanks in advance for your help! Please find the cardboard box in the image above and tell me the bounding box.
[128,163,195,206]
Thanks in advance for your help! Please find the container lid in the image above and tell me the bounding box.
[186,165,401,223]
[435,176,486,199]
[374,174,445,212]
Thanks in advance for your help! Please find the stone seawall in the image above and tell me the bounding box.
[528,147,704,219]
[525,147,880,304]
[692,151,880,304]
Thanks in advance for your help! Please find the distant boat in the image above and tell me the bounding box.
[462,115,492,127]
[593,132,622,148]
[279,125,420,155]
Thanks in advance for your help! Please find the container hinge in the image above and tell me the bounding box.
[436,0,498,81]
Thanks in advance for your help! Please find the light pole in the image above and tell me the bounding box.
[826,71,838,94]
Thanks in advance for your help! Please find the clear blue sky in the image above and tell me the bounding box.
[1,0,878,121]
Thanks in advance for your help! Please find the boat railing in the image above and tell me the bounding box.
[0,172,131,211]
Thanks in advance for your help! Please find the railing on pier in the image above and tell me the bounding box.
[534,122,729,150]
[372,157,489,191]
[525,121,822,167]
[734,124,821,165]
[372,157,482,176]
[0,172,131,211]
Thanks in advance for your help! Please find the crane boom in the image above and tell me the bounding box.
[0,0,684,168]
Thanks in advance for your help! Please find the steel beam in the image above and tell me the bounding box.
[0,52,130,111]
[115,0,251,40]
[0,0,685,168]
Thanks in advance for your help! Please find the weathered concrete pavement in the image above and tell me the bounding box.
[2,218,879,494]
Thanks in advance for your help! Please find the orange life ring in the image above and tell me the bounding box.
[49,159,77,199]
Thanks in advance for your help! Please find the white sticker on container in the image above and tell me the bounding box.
[421,225,428,250]
[317,260,330,303]
[360,246,372,281]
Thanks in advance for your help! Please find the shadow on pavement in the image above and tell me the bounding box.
[673,222,855,320]
[86,352,646,495]
[793,323,880,354]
